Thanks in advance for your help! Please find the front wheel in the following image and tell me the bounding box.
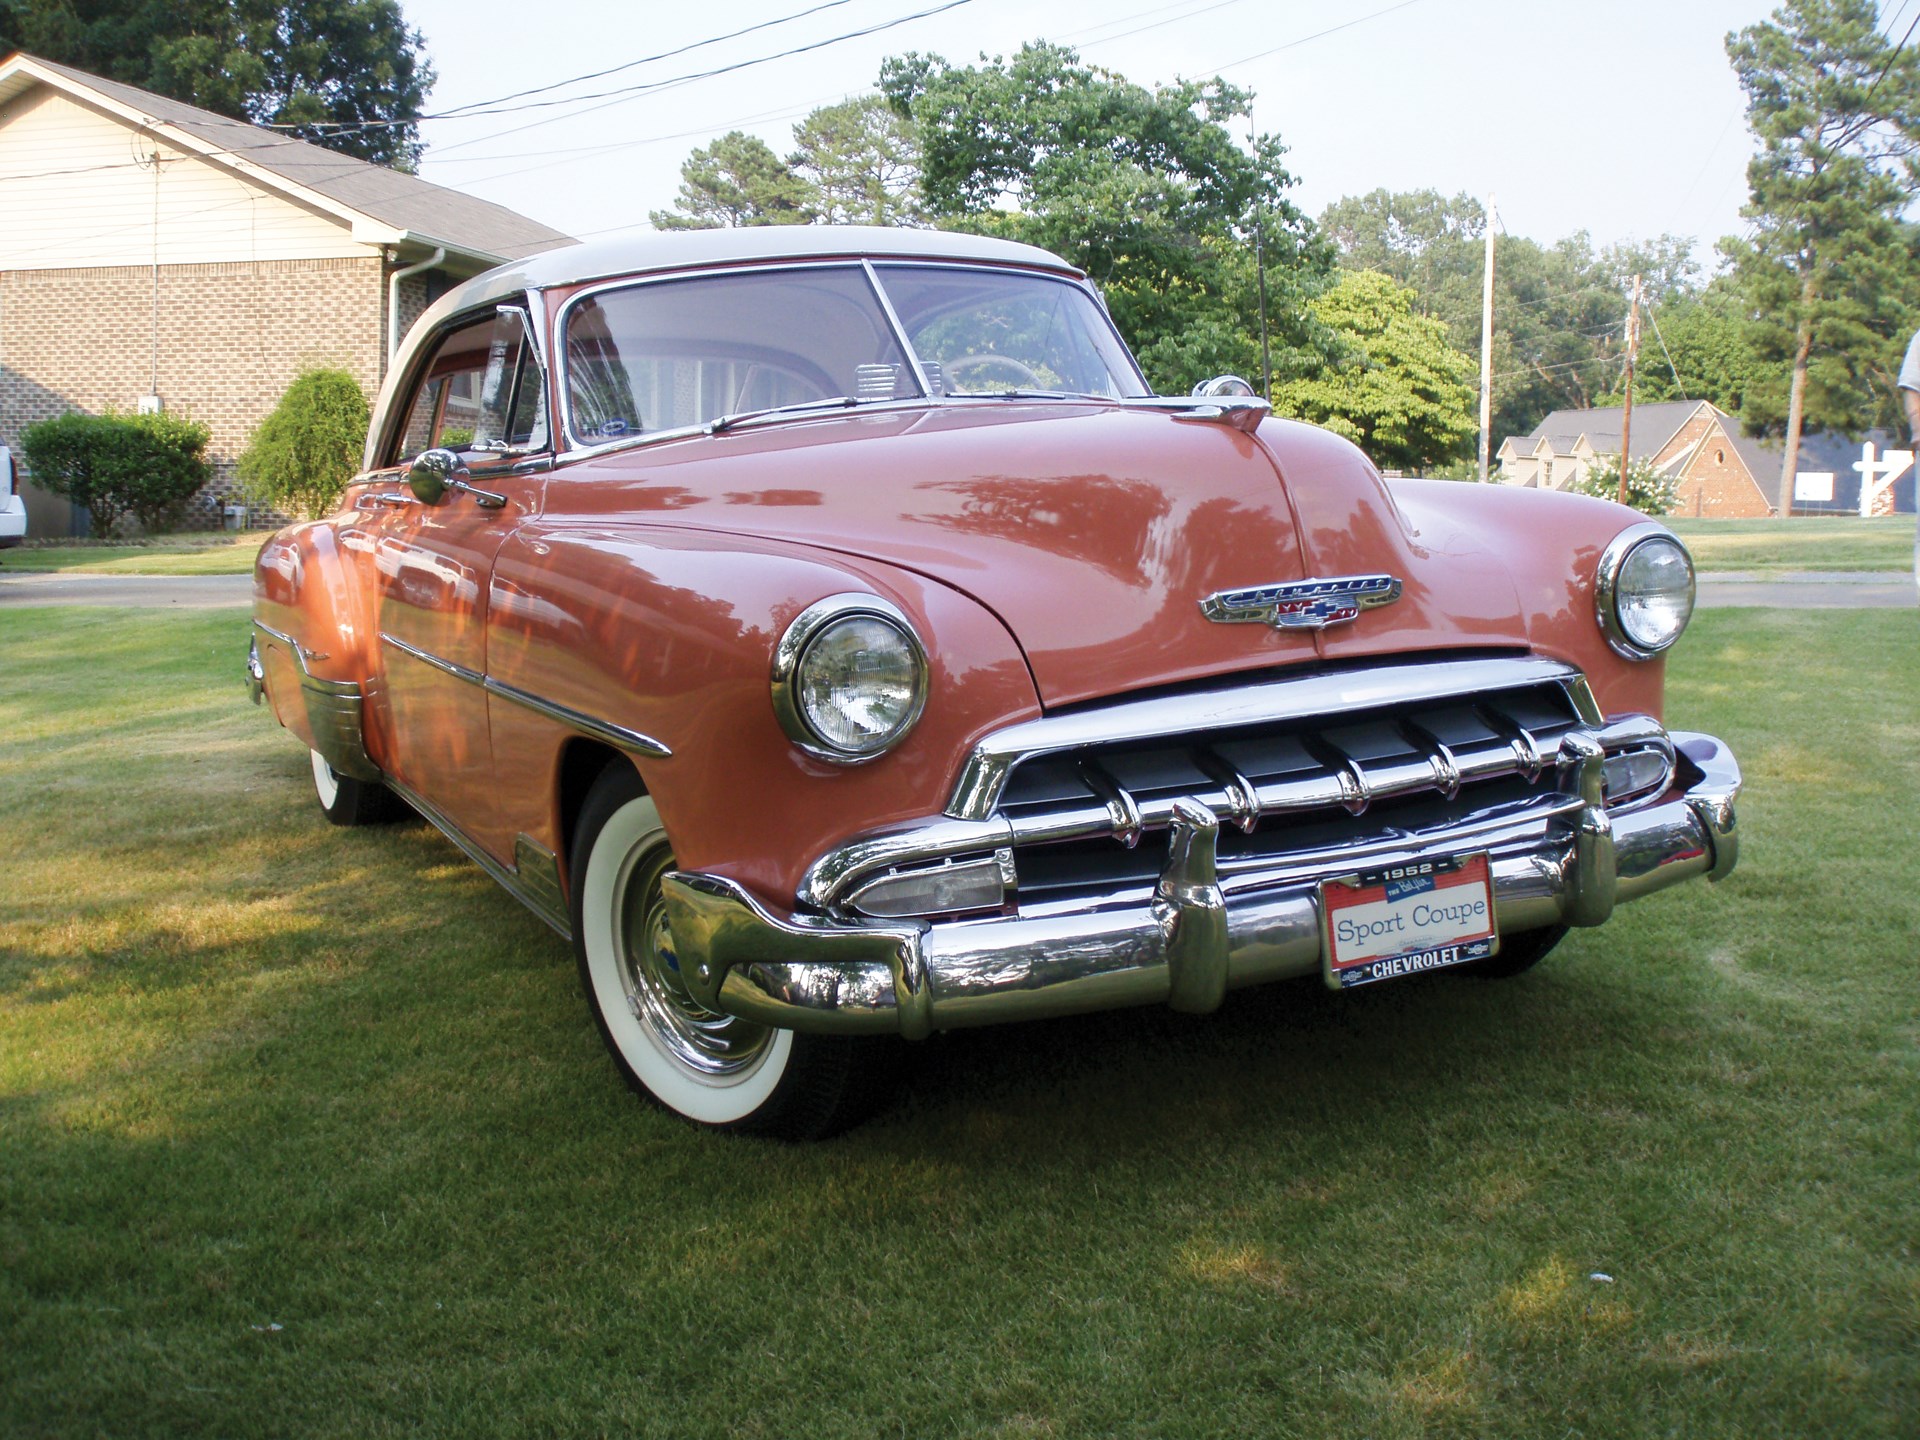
[569,765,899,1138]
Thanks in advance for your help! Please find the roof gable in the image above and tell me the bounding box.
[0,52,573,263]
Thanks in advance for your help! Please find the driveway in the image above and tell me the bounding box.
[1697,570,1917,609]
[0,572,252,607]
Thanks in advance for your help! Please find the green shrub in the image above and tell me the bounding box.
[238,369,371,520]
[1569,454,1680,516]
[18,410,212,539]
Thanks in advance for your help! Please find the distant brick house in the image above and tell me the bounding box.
[1496,400,1915,517]
[0,52,575,536]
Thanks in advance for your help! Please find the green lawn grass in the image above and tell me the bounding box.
[1,532,261,575]
[1667,515,1914,573]
[1,608,1914,1438]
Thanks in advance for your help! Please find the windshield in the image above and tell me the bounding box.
[561,261,1146,444]
[873,264,1147,399]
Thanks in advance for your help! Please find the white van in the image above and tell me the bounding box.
[0,446,25,548]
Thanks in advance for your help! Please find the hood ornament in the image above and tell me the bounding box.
[1201,575,1403,631]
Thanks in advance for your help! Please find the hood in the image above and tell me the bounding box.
[568,404,1531,709]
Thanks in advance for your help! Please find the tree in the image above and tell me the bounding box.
[238,368,369,519]
[1568,454,1679,517]
[0,1,433,170]
[649,131,816,230]
[1271,270,1478,472]
[882,42,1334,395]
[1726,0,1920,515]
[789,96,923,226]
[1318,189,1705,443]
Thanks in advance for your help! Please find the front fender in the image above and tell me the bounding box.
[1385,479,1670,721]
[485,523,1043,905]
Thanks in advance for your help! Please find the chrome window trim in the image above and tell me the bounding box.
[378,631,672,758]
[945,655,1601,821]
[374,295,553,471]
[1594,521,1695,661]
[861,258,930,389]
[770,592,928,764]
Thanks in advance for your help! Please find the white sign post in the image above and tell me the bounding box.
[1851,442,1914,518]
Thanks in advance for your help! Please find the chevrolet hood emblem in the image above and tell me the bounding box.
[1200,575,1404,631]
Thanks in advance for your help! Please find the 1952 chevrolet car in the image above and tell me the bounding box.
[248,226,1741,1138]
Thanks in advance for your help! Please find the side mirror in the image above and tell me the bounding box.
[1192,375,1258,398]
[407,447,462,504]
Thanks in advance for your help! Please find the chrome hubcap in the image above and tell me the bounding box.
[617,843,772,1077]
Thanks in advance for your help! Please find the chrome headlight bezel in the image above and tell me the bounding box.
[771,593,928,763]
[1595,522,1696,660]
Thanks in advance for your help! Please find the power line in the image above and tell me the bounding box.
[278,0,976,134]
[432,0,862,119]
[1208,0,1430,74]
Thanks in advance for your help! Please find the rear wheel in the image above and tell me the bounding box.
[569,764,899,1138]
[310,749,405,827]
[1460,925,1568,979]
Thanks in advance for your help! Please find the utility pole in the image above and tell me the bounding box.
[1618,274,1643,507]
[1250,112,1272,400]
[1478,193,1495,482]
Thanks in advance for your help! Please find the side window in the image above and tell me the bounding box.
[389,306,550,465]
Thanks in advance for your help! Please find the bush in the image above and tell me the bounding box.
[18,410,212,538]
[1568,454,1680,516]
[238,369,371,520]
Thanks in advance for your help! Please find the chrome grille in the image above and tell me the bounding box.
[997,681,1586,905]
[801,656,1675,917]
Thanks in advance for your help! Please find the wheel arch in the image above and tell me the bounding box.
[555,737,643,882]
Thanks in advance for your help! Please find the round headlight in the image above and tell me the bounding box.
[1596,525,1695,659]
[773,595,927,760]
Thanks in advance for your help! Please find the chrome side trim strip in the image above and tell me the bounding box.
[513,835,570,934]
[483,676,672,759]
[384,775,573,942]
[946,656,1585,821]
[378,631,671,758]
[380,630,484,684]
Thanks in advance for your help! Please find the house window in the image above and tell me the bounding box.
[1716,448,1725,464]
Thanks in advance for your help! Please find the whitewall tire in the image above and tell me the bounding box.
[569,764,900,1138]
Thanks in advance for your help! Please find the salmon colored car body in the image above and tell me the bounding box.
[249,227,1740,1137]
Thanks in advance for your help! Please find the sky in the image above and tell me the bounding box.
[401,0,1788,265]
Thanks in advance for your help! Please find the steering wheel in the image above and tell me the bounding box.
[945,352,1044,392]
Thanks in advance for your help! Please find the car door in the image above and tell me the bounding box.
[369,303,552,861]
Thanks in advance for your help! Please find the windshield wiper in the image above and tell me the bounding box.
[964,388,1114,402]
[706,395,870,435]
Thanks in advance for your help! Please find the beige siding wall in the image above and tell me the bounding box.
[1,257,386,529]
[0,88,365,270]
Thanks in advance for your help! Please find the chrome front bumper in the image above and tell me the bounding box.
[661,730,1741,1041]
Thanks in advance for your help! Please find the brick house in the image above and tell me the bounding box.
[0,52,574,536]
[1496,399,1915,517]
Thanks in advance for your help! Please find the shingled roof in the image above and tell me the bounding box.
[0,53,574,263]
[1525,401,1710,463]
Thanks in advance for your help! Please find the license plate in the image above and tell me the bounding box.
[1321,854,1497,989]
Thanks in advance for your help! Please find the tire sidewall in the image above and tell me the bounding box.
[570,768,793,1126]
